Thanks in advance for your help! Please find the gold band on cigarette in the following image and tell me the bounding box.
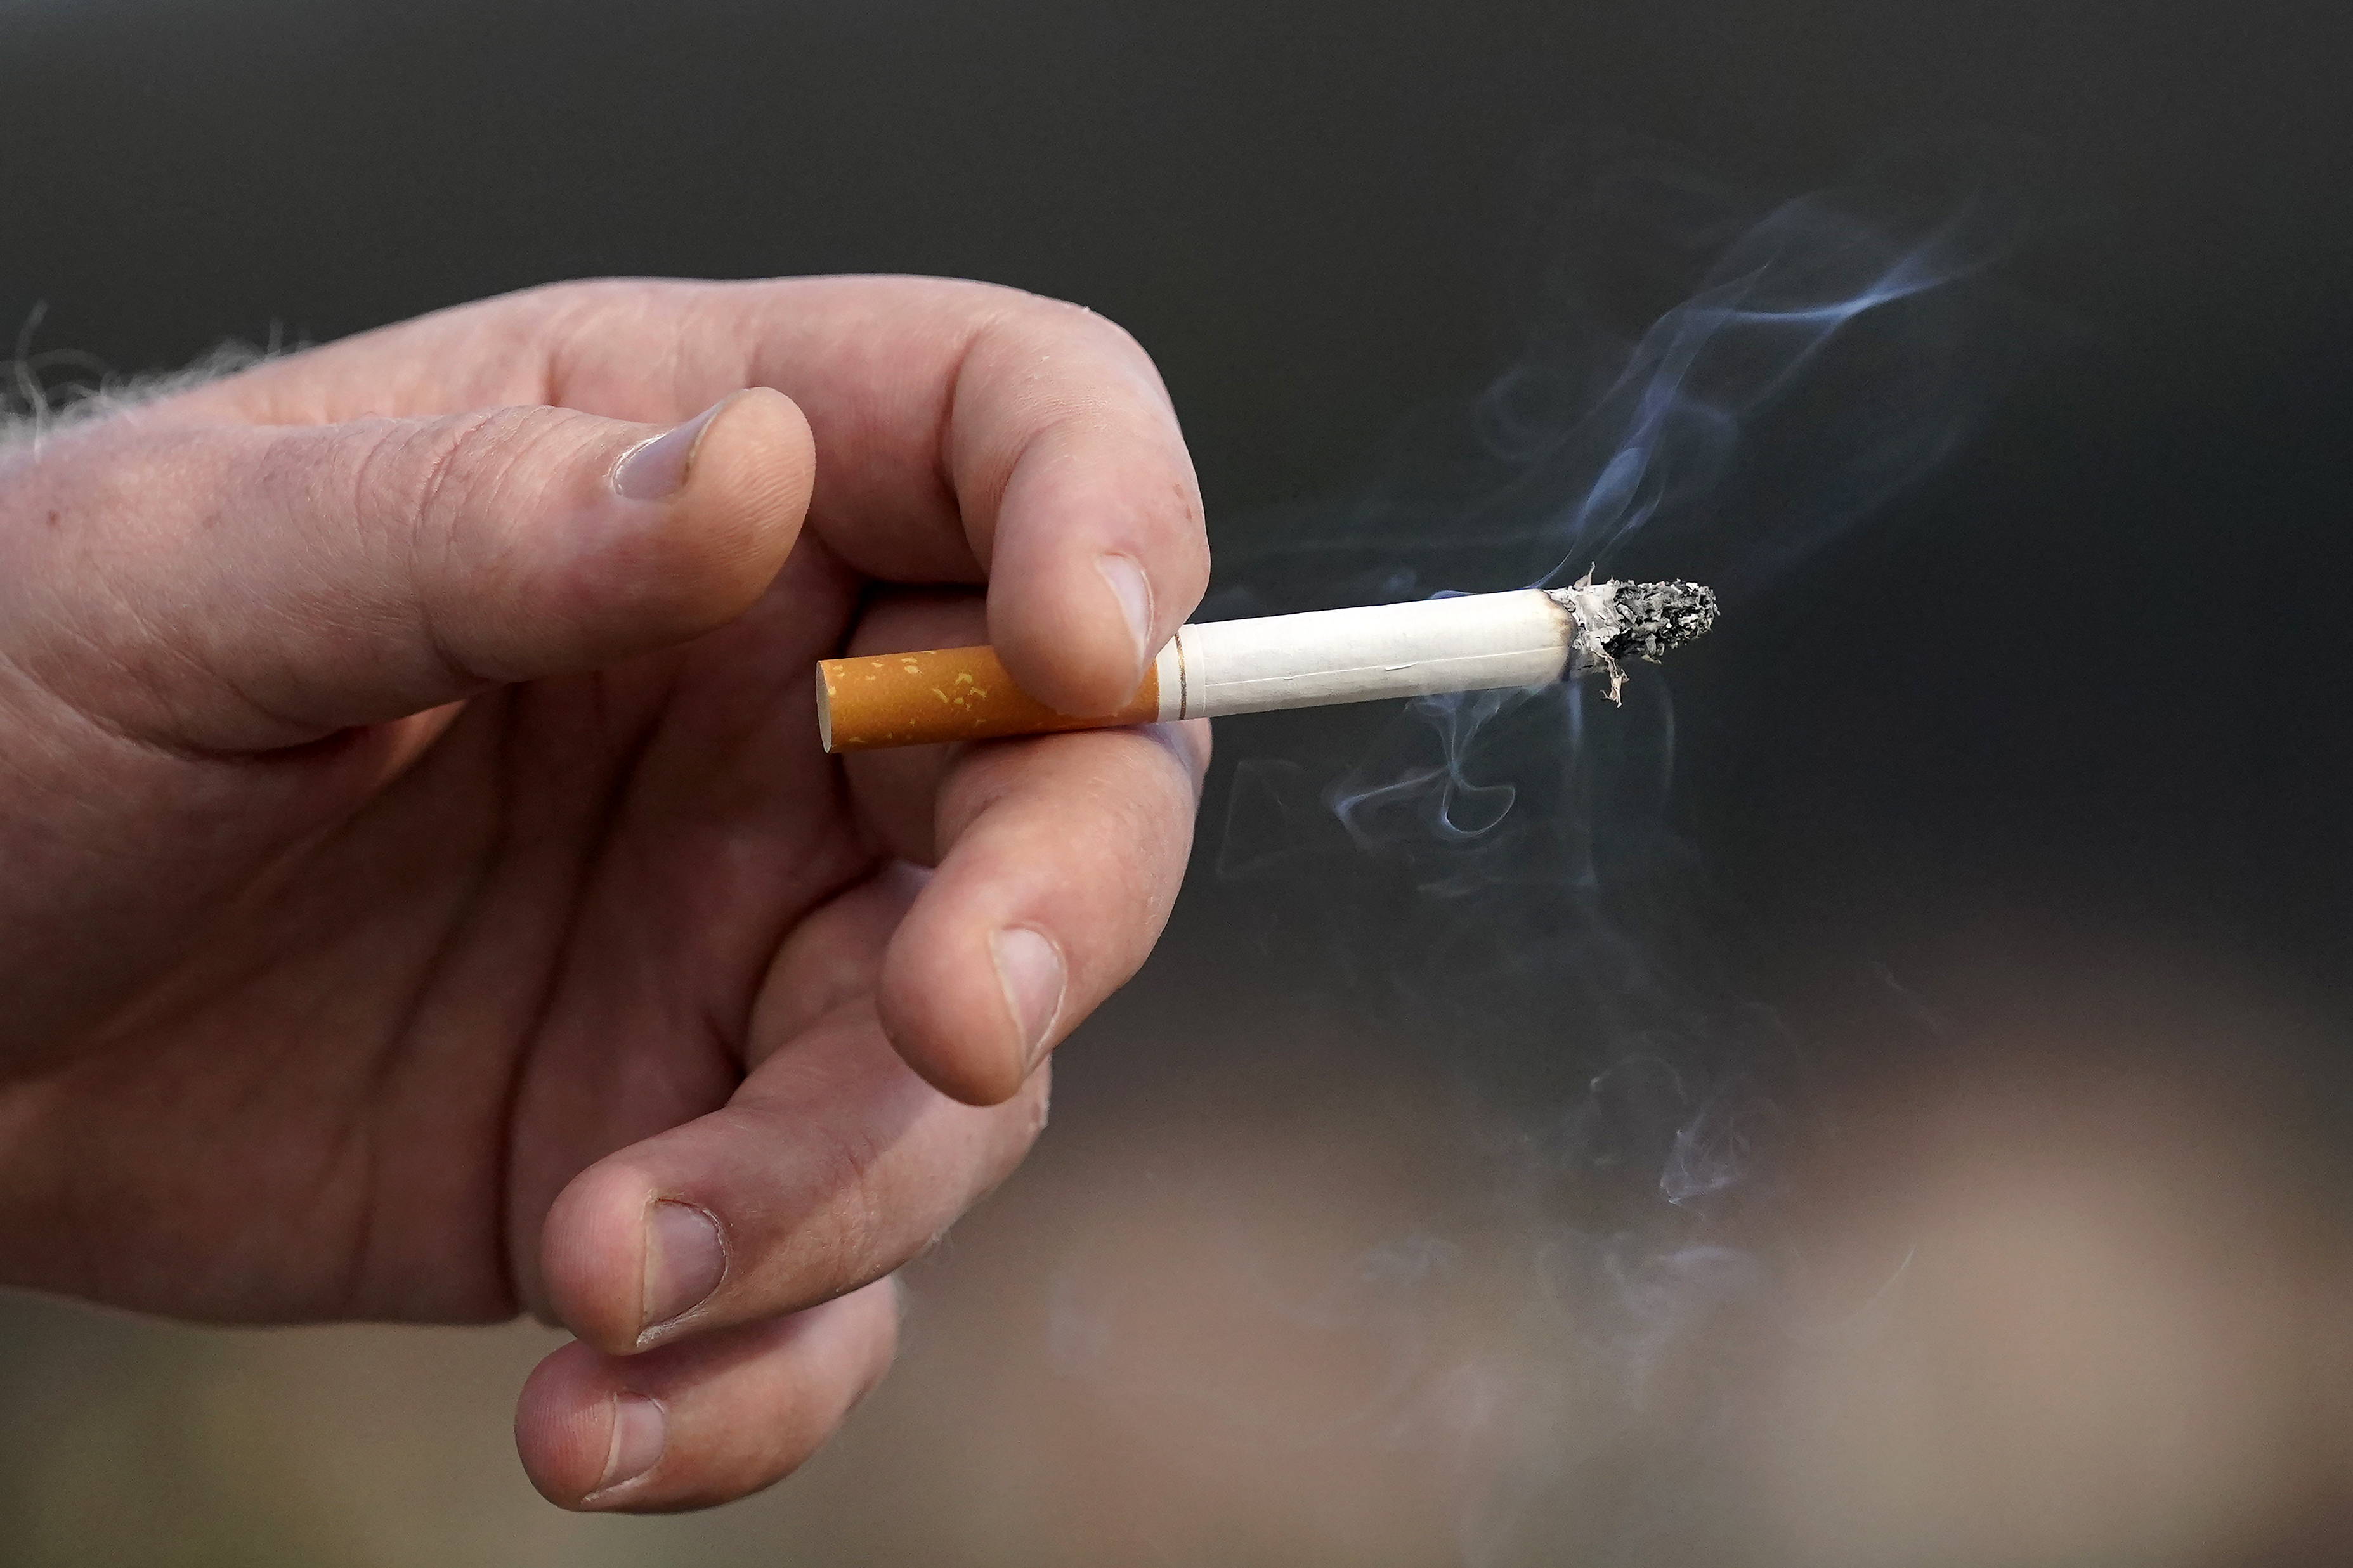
[818,645,1159,753]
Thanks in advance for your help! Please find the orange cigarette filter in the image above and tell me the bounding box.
[818,645,1158,753]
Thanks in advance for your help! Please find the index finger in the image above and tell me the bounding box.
[170,276,1212,718]
[719,278,1209,718]
[880,716,1212,1105]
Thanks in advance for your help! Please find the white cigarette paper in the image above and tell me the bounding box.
[1145,588,1577,720]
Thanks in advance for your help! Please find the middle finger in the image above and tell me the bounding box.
[535,871,1047,1356]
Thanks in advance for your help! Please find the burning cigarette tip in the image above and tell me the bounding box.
[1558,575,1719,703]
[1582,579,1720,662]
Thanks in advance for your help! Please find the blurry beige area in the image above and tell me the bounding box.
[3,960,2351,1567]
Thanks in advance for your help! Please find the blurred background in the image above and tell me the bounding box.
[3,0,2352,1562]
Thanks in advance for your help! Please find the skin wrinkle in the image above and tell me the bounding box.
[13,429,315,756]
[534,282,637,411]
[718,838,882,1073]
[192,648,325,753]
[846,776,920,877]
[963,313,1163,555]
[502,666,736,1319]
[476,688,554,1325]
[735,1031,1015,1302]
[0,637,285,868]
[0,476,199,755]
[806,1112,899,1299]
[176,481,377,748]
[223,1097,360,1316]
[53,786,344,1041]
[709,880,868,1079]
[935,303,1017,570]
[0,1080,86,1290]
[326,710,521,1316]
[583,538,879,1073]
[0,605,129,770]
[729,284,987,581]
[545,281,704,423]
[46,1097,114,1299]
[361,415,463,696]
[322,1087,387,1319]
[117,1011,332,1307]
[750,990,878,1079]
[151,700,552,1318]
[48,729,498,1313]
[615,681,821,1074]
[290,696,577,1323]
[393,408,527,697]
[653,287,712,422]
[121,583,254,753]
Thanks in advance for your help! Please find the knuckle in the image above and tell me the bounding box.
[344,405,580,682]
[363,405,582,551]
[804,1124,901,1290]
[349,409,476,536]
[533,278,694,372]
[967,287,1161,384]
[511,276,619,308]
[507,275,653,328]
[935,277,1037,313]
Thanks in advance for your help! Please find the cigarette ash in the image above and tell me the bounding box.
[1555,574,1720,703]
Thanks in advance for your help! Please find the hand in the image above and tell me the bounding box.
[0,278,1209,1510]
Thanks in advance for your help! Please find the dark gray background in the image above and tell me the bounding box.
[2,0,2350,1560]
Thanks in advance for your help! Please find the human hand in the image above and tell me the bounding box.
[0,278,1209,1510]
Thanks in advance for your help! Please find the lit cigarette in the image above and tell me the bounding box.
[815,575,1717,753]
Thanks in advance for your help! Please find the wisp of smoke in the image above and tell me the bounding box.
[1049,149,2038,1565]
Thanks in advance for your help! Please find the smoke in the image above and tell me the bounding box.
[1209,145,2035,1056]
[1043,147,2040,1565]
[1211,153,2028,610]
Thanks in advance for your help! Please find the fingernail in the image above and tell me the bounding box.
[991,926,1067,1074]
[1096,554,1154,671]
[641,1200,726,1337]
[593,1394,666,1498]
[613,396,731,502]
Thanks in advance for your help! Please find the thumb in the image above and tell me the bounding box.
[0,387,814,750]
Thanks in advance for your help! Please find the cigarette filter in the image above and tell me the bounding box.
[816,577,1716,753]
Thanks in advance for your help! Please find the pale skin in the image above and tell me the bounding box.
[0,277,1211,1512]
